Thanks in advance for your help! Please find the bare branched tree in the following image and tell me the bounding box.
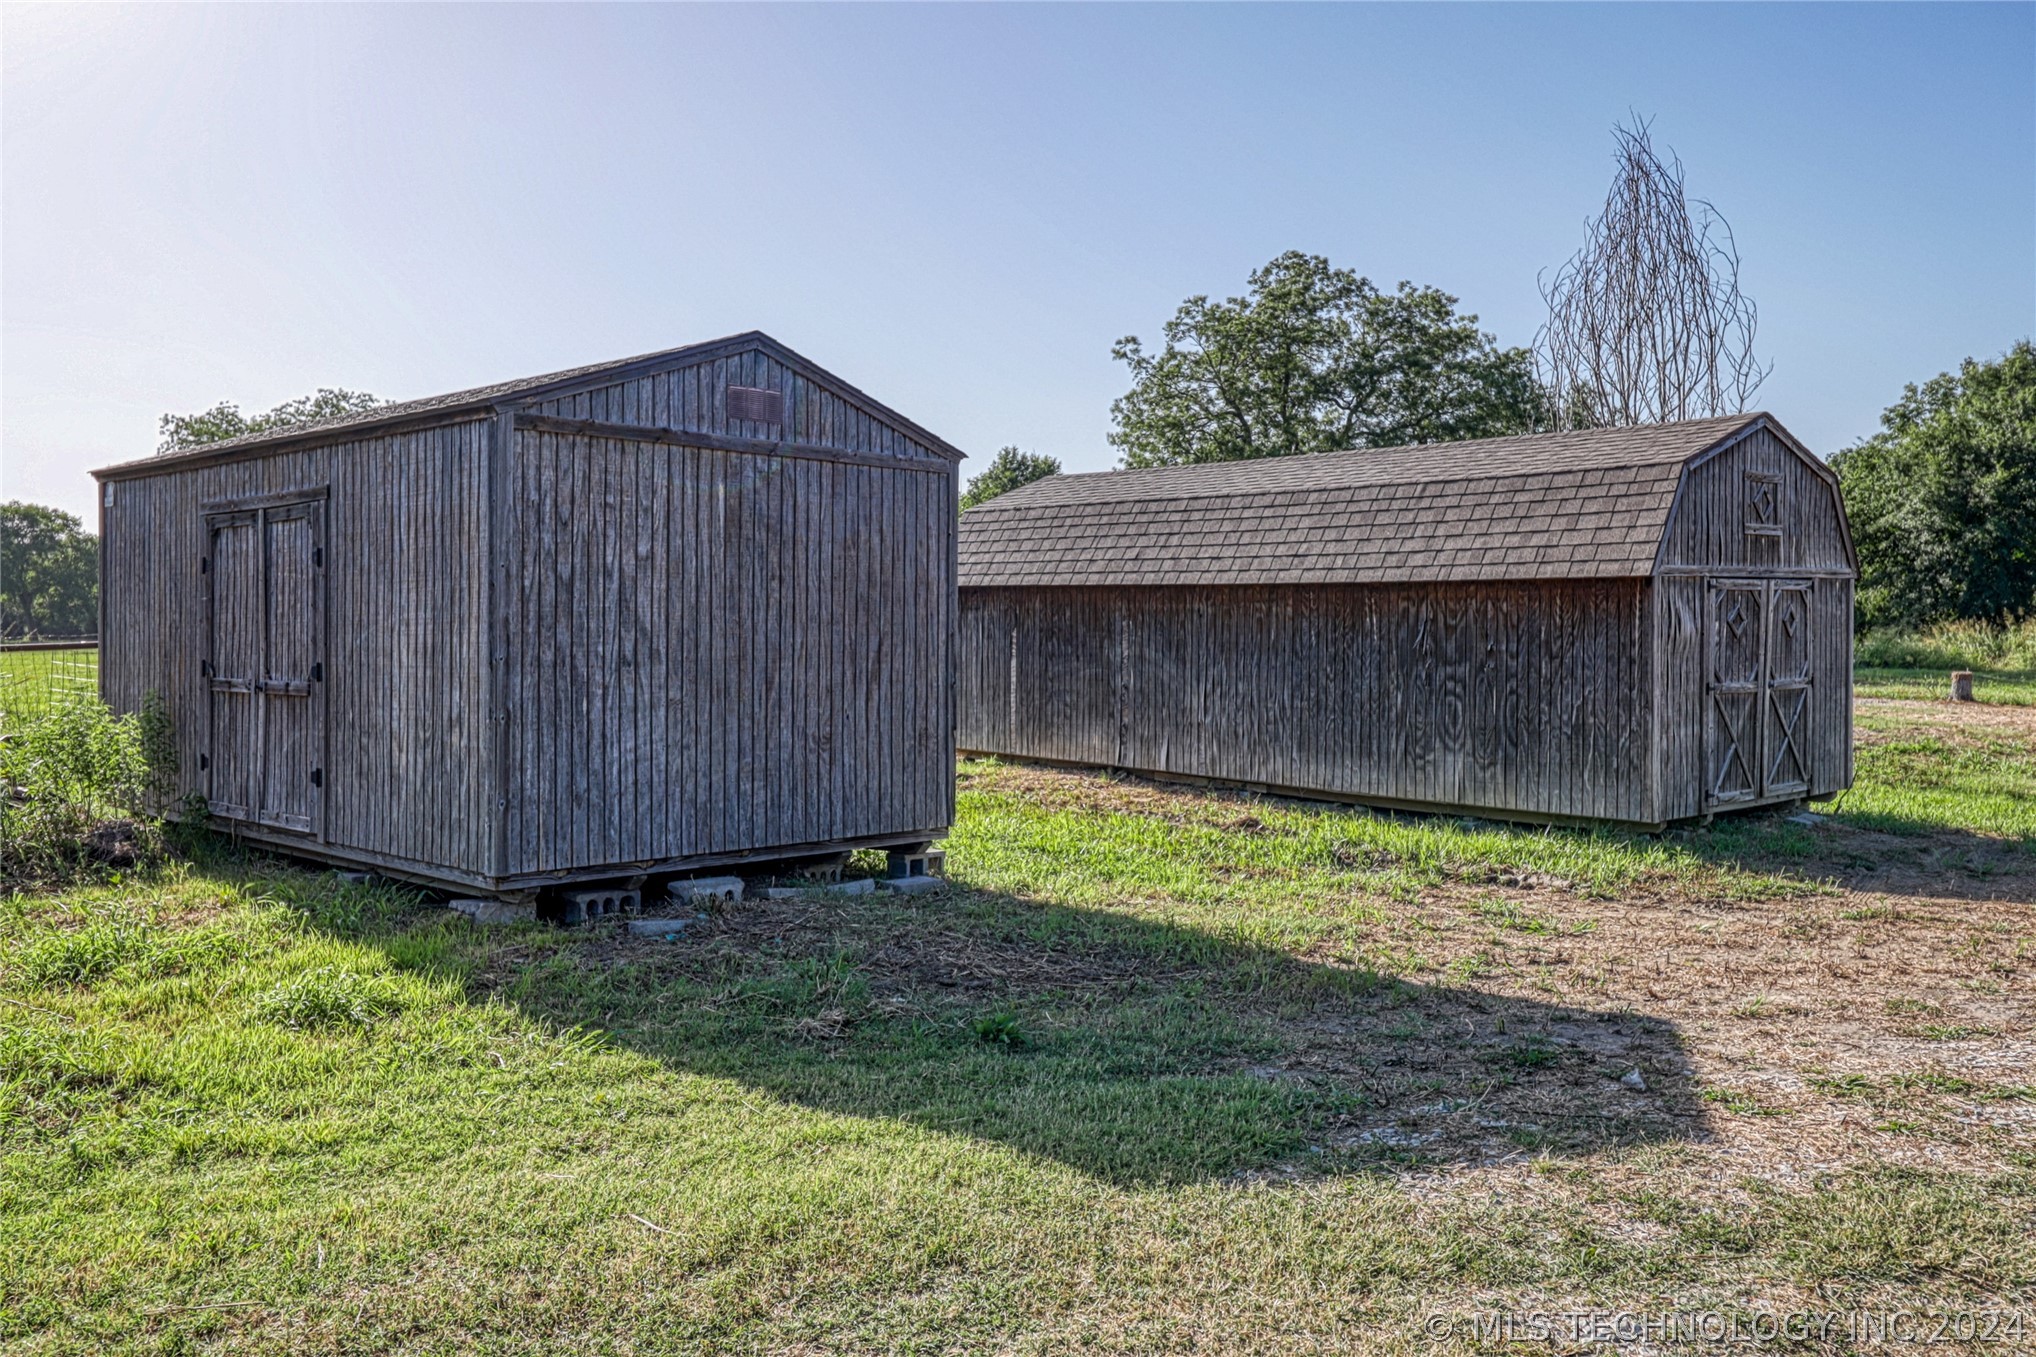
[1536,119,1769,429]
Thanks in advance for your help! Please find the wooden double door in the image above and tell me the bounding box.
[204,499,326,834]
[1703,577,1812,808]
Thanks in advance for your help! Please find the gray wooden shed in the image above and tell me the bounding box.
[94,332,960,895]
[957,414,1855,828]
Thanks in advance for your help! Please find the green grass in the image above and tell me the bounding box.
[0,647,99,725]
[1830,711,2036,841]
[3,694,2031,1352]
[1855,666,2036,706]
[1854,617,2036,673]
[5,862,2023,1354]
[951,763,1815,931]
[1699,1086,1789,1118]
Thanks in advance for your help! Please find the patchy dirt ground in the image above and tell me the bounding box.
[498,696,2032,1220]
[1294,878,2034,1184]
[943,702,2035,1190]
[576,854,2022,1192]
[1860,695,2036,739]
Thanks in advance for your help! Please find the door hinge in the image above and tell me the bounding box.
[199,754,209,771]
[311,662,323,683]
[313,546,324,568]
[201,659,214,679]
[310,768,323,788]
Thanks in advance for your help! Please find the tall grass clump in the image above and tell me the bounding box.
[0,695,162,883]
[249,965,416,1030]
[1855,617,2036,673]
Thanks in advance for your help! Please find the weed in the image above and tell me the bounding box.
[10,912,155,986]
[1888,1071,1977,1096]
[1915,1024,1992,1041]
[1701,1087,1788,1117]
[1807,1072,1877,1098]
[972,1010,1027,1048]
[1472,897,1553,935]
[1854,618,2036,675]
[1485,1039,1560,1070]
[0,696,162,883]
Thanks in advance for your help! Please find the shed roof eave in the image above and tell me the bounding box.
[1671,412,1856,574]
[956,568,1661,590]
[93,405,498,482]
[92,330,967,481]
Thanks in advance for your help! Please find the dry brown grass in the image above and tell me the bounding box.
[958,705,2036,1190]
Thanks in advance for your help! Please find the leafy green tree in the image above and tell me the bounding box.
[158,387,383,453]
[1833,342,2036,628]
[0,502,99,639]
[1108,252,1539,468]
[961,446,1063,510]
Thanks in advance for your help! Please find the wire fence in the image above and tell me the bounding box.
[0,642,101,726]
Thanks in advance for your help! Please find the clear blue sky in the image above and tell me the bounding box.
[5,2,2031,520]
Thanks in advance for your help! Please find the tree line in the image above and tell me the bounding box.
[962,334,2035,636]
[4,122,2026,639]
[969,119,1771,505]
[962,121,2033,636]
[2,389,383,639]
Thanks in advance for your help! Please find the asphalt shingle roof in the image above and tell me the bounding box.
[97,330,964,476]
[958,415,1766,587]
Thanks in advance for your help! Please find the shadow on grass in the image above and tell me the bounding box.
[1681,803,2036,904]
[236,843,1715,1189]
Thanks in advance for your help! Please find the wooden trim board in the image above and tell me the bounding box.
[511,413,953,475]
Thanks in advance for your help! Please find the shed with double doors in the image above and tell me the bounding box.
[956,413,1854,827]
[94,331,961,896]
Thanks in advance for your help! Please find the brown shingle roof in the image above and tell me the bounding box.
[959,415,1766,587]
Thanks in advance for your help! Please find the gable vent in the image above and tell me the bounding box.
[727,385,783,426]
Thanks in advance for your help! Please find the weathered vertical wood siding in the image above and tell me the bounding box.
[501,426,954,875]
[97,332,961,891]
[960,581,1656,823]
[1647,577,1853,821]
[1656,427,1853,575]
[523,348,951,465]
[957,414,1854,827]
[99,421,496,875]
[1650,426,1855,818]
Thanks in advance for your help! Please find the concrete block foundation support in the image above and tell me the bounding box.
[669,875,744,906]
[557,888,640,927]
[886,848,946,880]
[449,897,537,926]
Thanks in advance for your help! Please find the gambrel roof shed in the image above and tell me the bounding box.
[959,413,1853,587]
[95,331,961,900]
[957,413,1857,829]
